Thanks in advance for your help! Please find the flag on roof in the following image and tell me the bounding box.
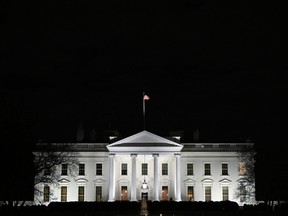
[143,94,150,100]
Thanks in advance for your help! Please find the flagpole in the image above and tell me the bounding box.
[143,92,146,130]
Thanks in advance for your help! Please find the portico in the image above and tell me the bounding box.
[107,130,183,201]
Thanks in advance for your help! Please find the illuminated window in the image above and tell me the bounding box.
[142,163,148,175]
[187,163,194,175]
[239,162,246,176]
[162,163,168,175]
[205,186,211,201]
[222,163,228,175]
[96,163,102,176]
[61,164,68,175]
[204,163,211,175]
[78,186,85,201]
[222,186,229,201]
[61,186,67,202]
[79,164,85,175]
[187,186,194,201]
[121,163,127,175]
[43,185,50,202]
[96,186,102,202]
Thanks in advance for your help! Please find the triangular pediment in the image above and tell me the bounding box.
[219,178,232,184]
[107,130,183,153]
[108,130,182,147]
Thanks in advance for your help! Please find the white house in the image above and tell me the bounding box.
[34,130,254,205]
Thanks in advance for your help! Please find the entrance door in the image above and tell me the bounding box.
[141,192,148,200]
[162,186,169,201]
[187,186,194,201]
[121,186,128,201]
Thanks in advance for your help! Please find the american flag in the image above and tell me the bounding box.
[143,95,150,100]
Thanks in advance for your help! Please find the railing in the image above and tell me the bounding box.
[182,143,254,152]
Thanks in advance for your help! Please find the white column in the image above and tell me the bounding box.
[153,153,159,201]
[175,153,181,201]
[131,154,137,201]
[108,153,115,202]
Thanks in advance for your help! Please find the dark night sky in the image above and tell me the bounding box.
[1,0,288,201]
[0,2,287,161]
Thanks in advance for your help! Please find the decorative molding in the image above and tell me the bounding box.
[183,178,196,184]
[201,178,214,183]
[76,178,88,184]
[58,178,70,186]
[219,178,232,184]
[58,178,70,183]
[93,178,106,185]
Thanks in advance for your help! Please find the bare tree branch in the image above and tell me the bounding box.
[234,149,256,204]
[33,143,79,203]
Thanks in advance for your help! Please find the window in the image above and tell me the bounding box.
[205,186,211,201]
[61,164,68,175]
[96,163,102,176]
[79,164,85,175]
[96,186,102,202]
[61,186,67,202]
[78,186,85,201]
[121,163,127,175]
[43,185,50,202]
[187,186,194,201]
[142,163,148,175]
[162,163,168,175]
[187,163,194,175]
[222,163,228,175]
[222,186,229,201]
[239,162,246,176]
[204,163,211,175]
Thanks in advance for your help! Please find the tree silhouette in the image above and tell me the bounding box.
[234,149,256,204]
[33,143,79,204]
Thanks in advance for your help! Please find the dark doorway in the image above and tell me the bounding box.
[141,192,148,200]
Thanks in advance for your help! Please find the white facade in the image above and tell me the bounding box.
[35,130,254,205]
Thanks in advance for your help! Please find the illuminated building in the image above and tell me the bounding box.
[34,130,254,205]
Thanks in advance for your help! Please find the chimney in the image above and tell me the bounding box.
[193,129,200,142]
[77,122,85,142]
[89,128,97,141]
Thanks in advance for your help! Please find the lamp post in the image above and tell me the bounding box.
[141,179,148,190]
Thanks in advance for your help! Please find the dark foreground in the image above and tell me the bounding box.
[1,201,288,216]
